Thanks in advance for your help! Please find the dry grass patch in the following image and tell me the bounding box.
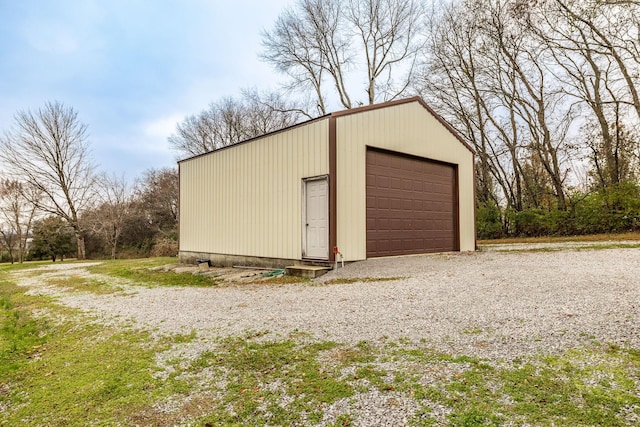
[250,275,310,285]
[45,275,123,295]
[479,231,640,245]
[324,277,405,285]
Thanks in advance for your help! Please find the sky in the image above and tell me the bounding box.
[0,0,292,179]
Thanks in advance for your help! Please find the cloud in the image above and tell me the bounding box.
[142,113,184,141]
[0,0,294,179]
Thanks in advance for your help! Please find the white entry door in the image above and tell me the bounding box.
[303,177,329,259]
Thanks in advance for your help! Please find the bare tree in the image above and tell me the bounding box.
[0,180,17,263]
[419,0,581,211]
[262,0,424,114]
[86,174,130,260]
[261,0,342,114]
[536,0,640,189]
[419,1,527,210]
[169,90,302,158]
[418,2,511,208]
[487,4,573,210]
[0,179,40,263]
[241,88,307,134]
[555,0,640,122]
[346,0,423,104]
[0,101,96,260]
[168,114,217,158]
[133,168,179,239]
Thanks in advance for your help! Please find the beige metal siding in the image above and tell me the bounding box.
[336,101,475,261]
[180,119,329,259]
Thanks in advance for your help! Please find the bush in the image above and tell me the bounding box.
[570,182,640,234]
[476,202,504,239]
[509,208,558,237]
[0,252,13,263]
[150,237,178,257]
[479,181,640,239]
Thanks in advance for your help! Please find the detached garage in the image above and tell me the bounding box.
[179,97,475,267]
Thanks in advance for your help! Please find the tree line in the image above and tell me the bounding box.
[0,102,178,263]
[172,0,640,239]
[420,0,640,237]
[2,0,639,263]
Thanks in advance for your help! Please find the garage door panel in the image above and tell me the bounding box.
[366,149,457,257]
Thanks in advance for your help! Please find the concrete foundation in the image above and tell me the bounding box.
[179,250,302,269]
[285,265,331,278]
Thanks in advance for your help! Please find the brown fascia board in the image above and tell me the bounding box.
[329,96,476,155]
[177,96,475,164]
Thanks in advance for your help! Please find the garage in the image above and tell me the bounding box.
[179,96,475,267]
[366,148,458,257]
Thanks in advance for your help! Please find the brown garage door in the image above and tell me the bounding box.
[366,149,458,257]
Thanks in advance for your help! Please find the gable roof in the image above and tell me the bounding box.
[329,96,475,154]
[178,96,474,164]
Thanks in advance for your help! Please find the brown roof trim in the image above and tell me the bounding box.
[328,96,420,117]
[178,113,331,164]
[330,96,475,155]
[412,97,476,155]
[178,96,475,164]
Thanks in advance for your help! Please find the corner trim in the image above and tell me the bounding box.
[329,116,337,262]
[177,162,181,253]
[472,160,478,250]
[454,164,461,251]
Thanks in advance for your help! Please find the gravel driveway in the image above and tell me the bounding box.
[17,246,640,361]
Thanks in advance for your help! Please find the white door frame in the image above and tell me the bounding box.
[302,175,329,260]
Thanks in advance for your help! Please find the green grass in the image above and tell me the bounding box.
[86,258,218,287]
[391,345,640,426]
[188,337,353,425]
[45,275,124,294]
[2,259,640,425]
[577,243,640,250]
[0,259,56,273]
[462,326,484,335]
[0,281,48,376]
[0,279,194,426]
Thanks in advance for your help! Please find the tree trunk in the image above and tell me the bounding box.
[76,234,86,260]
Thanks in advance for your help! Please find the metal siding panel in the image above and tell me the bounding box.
[179,119,330,259]
[271,136,279,256]
[336,114,367,261]
[285,136,293,254]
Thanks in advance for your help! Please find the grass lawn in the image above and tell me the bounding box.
[478,231,640,245]
[1,257,639,425]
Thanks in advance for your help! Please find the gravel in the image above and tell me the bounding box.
[13,247,640,361]
[10,246,640,425]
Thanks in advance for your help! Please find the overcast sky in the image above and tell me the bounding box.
[0,0,292,179]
